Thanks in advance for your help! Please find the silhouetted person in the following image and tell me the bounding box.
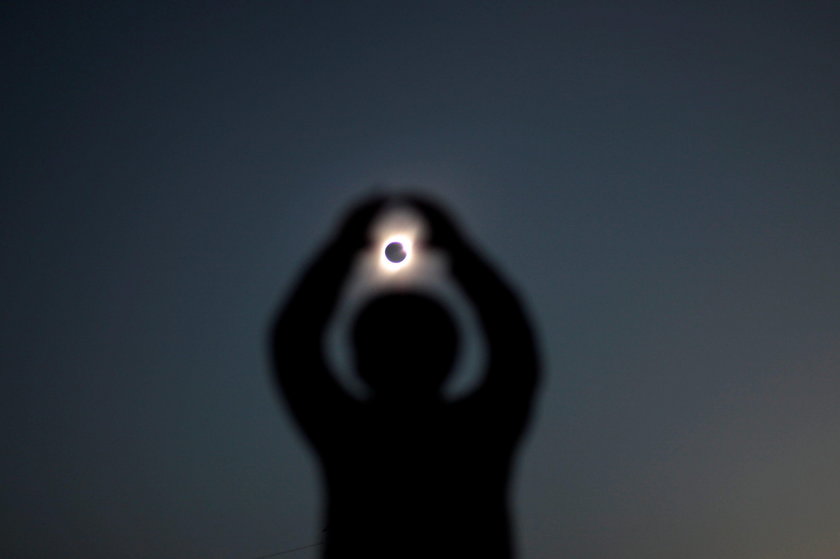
[271,195,540,558]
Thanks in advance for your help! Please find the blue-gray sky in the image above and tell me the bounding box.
[2,2,840,558]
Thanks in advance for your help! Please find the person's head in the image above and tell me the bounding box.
[351,292,458,401]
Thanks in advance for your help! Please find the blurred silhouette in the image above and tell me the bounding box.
[271,195,540,558]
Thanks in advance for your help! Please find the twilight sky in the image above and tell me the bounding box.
[2,2,840,558]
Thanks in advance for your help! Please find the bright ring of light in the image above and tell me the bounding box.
[379,234,414,272]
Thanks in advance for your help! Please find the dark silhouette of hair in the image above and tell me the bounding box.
[271,195,539,559]
[352,292,458,400]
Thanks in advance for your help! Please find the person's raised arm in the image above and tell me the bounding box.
[405,196,540,408]
[271,197,387,439]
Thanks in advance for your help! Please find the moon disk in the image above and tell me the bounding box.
[379,234,413,272]
[385,241,407,263]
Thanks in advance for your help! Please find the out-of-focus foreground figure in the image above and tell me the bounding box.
[270,194,540,558]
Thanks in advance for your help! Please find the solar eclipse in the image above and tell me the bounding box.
[385,241,407,263]
[379,234,413,272]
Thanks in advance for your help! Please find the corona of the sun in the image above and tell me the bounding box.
[379,234,414,272]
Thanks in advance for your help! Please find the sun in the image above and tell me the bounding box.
[378,233,414,273]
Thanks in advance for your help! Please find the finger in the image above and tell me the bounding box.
[337,195,390,245]
[400,194,462,246]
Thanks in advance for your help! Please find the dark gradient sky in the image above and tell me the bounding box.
[3,2,840,558]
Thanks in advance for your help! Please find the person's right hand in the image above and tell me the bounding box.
[400,193,466,252]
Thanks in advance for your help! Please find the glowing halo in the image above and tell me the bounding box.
[378,233,414,273]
